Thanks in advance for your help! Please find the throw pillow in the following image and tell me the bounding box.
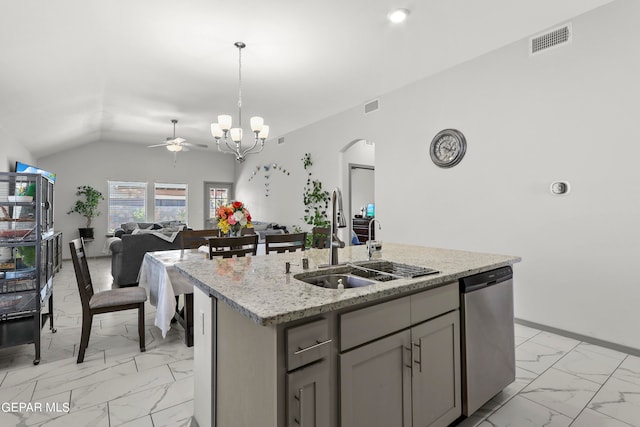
[122,222,139,233]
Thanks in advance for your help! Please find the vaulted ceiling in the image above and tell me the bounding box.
[0,0,614,157]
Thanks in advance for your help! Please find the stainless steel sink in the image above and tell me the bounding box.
[294,260,438,290]
[295,273,376,289]
[351,260,439,279]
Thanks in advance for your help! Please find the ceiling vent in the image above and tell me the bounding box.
[530,23,572,56]
[364,98,380,115]
[277,137,285,145]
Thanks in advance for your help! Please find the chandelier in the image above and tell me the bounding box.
[211,42,269,163]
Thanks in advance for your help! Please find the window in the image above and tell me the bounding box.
[154,183,187,223]
[108,181,147,232]
[206,183,232,223]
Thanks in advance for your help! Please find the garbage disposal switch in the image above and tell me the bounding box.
[459,266,515,416]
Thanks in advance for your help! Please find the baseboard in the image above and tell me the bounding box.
[515,317,640,358]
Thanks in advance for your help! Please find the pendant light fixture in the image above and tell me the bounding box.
[210,42,269,163]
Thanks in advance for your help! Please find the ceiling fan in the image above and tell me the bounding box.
[148,119,208,153]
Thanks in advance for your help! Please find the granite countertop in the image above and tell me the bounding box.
[174,243,521,326]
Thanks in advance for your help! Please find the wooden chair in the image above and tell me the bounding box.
[209,234,259,259]
[311,227,331,249]
[176,229,222,347]
[180,229,220,249]
[265,232,307,254]
[69,238,147,363]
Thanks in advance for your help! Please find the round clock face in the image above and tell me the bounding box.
[429,129,467,168]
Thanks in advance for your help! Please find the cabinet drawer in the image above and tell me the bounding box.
[286,318,331,371]
[410,282,459,325]
[340,296,411,351]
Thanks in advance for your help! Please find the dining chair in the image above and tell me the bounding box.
[180,229,220,249]
[311,227,331,249]
[69,238,147,363]
[209,234,259,259]
[265,232,307,254]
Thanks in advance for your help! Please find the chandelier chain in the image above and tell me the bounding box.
[237,43,242,129]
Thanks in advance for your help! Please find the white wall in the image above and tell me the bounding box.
[1,128,34,172]
[236,0,640,350]
[38,140,235,258]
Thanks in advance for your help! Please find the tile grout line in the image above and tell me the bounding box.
[569,354,635,427]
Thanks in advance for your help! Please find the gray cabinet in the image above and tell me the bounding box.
[339,282,461,427]
[340,330,412,427]
[287,360,331,427]
[411,310,461,427]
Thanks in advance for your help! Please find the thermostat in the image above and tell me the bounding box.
[550,181,570,195]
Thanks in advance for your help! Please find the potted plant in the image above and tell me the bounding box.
[67,185,104,240]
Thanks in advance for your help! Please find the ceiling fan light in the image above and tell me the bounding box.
[250,116,264,132]
[230,128,243,142]
[211,123,223,138]
[218,115,232,131]
[166,144,182,152]
[258,125,269,139]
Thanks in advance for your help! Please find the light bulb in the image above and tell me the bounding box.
[258,125,269,140]
[210,123,223,138]
[230,128,243,142]
[218,115,232,131]
[388,8,409,23]
[250,116,264,132]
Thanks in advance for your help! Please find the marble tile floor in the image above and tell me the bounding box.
[2,257,640,426]
[0,257,194,427]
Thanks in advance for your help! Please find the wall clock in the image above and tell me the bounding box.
[429,129,467,168]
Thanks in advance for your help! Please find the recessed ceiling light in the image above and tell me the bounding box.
[388,8,409,24]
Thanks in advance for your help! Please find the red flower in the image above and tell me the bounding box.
[232,201,243,209]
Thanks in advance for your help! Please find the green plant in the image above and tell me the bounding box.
[67,185,104,228]
[301,153,330,245]
[18,246,35,267]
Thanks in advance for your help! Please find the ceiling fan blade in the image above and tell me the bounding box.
[183,142,208,148]
[147,143,169,148]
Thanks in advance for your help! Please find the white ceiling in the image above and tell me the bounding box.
[0,0,614,157]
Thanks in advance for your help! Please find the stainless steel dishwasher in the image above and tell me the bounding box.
[459,266,515,416]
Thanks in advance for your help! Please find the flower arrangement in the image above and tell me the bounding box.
[216,201,253,235]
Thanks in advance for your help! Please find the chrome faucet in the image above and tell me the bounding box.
[368,219,381,260]
[330,188,347,265]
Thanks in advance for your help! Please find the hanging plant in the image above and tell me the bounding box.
[301,153,330,229]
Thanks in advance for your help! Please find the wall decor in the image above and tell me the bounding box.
[248,163,290,197]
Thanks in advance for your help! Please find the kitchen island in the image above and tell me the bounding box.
[175,243,520,427]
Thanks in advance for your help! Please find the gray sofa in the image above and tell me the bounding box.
[109,222,185,287]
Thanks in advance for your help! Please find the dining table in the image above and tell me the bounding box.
[137,248,209,346]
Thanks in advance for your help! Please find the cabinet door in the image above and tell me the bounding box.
[340,330,412,427]
[287,360,330,427]
[193,289,215,427]
[411,310,461,427]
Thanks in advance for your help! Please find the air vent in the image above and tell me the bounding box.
[364,99,380,115]
[530,23,572,55]
[277,137,285,145]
